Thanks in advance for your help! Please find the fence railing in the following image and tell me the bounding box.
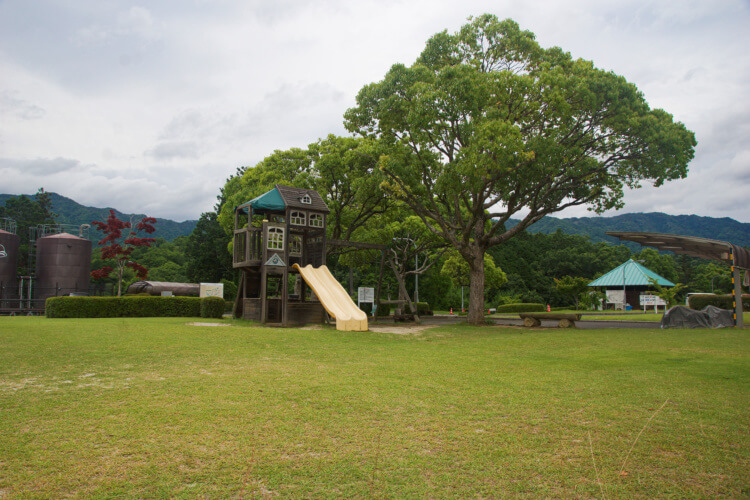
[0,281,117,315]
[233,227,263,267]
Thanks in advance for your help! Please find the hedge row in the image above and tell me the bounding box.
[687,294,750,311]
[46,296,226,319]
[495,303,546,313]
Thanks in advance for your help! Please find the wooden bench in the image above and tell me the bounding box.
[518,313,583,328]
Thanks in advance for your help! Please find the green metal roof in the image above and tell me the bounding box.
[236,187,286,214]
[235,185,329,215]
[588,259,676,288]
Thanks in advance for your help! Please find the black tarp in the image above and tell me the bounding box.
[660,305,734,329]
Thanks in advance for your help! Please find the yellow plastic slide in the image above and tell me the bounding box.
[292,264,368,331]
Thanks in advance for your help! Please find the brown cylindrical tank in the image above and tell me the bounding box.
[35,233,92,303]
[0,229,20,308]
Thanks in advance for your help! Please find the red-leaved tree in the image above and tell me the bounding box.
[91,210,157,296]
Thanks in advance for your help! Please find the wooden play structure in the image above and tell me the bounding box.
[232,185,370,331]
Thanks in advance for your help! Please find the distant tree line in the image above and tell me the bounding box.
[1,187,736,308]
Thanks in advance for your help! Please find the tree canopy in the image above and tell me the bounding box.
[185,211,233,284]
[217,135,388,247]
[91,210,157,296]
[344,14,696,324]
[0,188,56,273]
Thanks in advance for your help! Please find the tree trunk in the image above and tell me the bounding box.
[388,258,419,323]
[467,252,485,325]
[116,264,123,297]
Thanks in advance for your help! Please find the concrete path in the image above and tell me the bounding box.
[372,314,661,329]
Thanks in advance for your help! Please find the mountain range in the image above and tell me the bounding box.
[507,212,750,248]
[2,192,748,248]
[0,192,197,242]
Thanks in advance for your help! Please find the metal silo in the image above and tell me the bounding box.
[0,228,20,309]
[34,233,92,304]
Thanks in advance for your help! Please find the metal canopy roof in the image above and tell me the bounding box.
[235,185,330,215]
[606,232,750,270]
[588,259,675,288]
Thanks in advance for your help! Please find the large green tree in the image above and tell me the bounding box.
[218,135,389,249]
[344,15,696,324]
[185,212,233,284]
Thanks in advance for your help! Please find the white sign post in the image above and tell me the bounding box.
[358,287,375,311]
[639,294,666,313]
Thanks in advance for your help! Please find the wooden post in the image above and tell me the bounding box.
[282,213,290,327]
[232,275,245,319]
[260,221,269,324]
[375,249,385,316]
[732,257,744,328]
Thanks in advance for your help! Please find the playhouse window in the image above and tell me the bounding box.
[267,227,284,251]
[289,235,302,256]
[309,214,323,228]
[300,194,312,204]
[290,211,306,226]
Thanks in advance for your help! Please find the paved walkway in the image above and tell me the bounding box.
[372,314,661,329]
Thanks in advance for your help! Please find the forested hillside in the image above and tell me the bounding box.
[508,212,750,247]
[0,192,197,241]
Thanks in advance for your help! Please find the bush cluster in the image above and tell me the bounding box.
[46,296,226,319]
[495,303,546,313]
[687,294,750,311]
[405,302,433,316]
[200,297,226,319]
[375,303,391,317]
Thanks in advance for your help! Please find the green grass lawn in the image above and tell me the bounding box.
[584,313,663,321]
[584,312,750,323]
[1,317,748,497]
[477,310,750,324]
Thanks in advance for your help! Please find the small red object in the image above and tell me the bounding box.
[547,304,551,312]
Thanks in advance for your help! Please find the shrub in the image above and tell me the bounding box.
[687,294,750,311]
[220,279,238,300]
[495,303,545,313]
[375,303,391,317]
[200,297,226,319]
[46,296,203,318]
[46,296,118,318]
[405,302,433,316]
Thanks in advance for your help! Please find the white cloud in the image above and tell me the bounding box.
[0,0,748,223]
[0,91,45,120]
[0,157,82,175]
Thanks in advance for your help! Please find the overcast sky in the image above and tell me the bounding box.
[1,0,748,223]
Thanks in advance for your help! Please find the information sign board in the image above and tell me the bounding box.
[358,287,374,303]
[200,283,224,298]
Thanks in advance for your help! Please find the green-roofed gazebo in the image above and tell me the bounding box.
[588,259,674,310]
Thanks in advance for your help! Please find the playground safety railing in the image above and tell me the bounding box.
[233,227,263,267]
